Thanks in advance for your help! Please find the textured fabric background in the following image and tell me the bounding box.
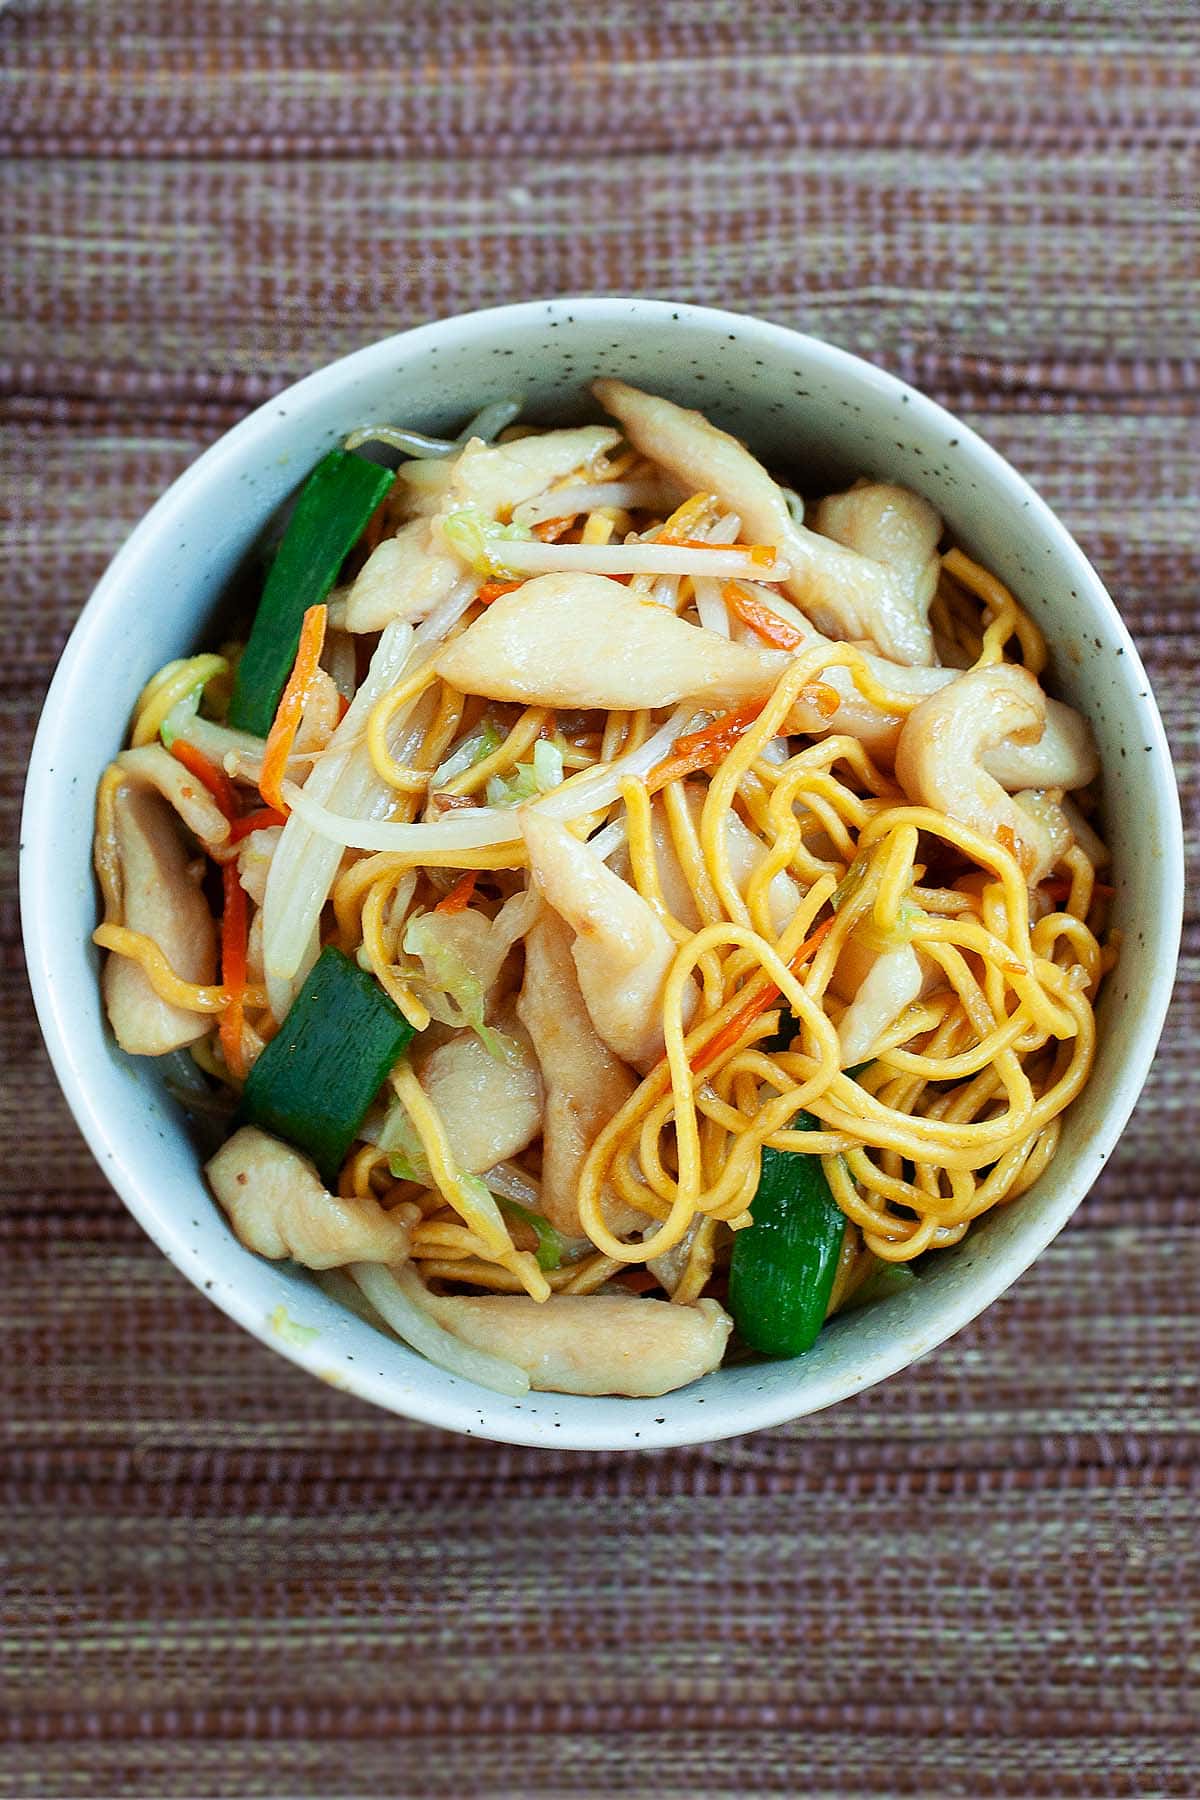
[2,4,1198,1796]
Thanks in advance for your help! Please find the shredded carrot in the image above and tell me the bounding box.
[672,539,777,563]
[259,604,328,815]
[434,871,478,914]
[646,702,766,793]
[336,693,351,724]
[690,915,837,1074]
[228,806,288,843]
[219,861,249,1082]
[170,740,238,821]
[477,579,523,606]
[724,581,804,650]
[533,518,573,542]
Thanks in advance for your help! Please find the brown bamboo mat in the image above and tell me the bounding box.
[2,4,1199,1796]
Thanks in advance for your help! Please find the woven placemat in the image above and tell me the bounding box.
[2,5,1197,1796]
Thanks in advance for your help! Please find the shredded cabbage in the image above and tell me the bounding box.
[485,736,565,808]
[158,658,231,748]
[432,720,504,787]
[159,691,199,750]
[401,911,507,1059]
[494,1194,564,1271]
[440,503,533,577]
[378,1095,431,1182]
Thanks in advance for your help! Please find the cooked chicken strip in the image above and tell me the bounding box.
[100,777,218,1055]
[413,1004,544,1174]
[434,572,783,711]
[813,479,942,631]
[207,1126,412,1269]
[516,906,642,1238]
[401,425,620,520]
[416,1290,732,1396]
[594,378,937,664]
[521,809,699,1071]
[343,520,464,632]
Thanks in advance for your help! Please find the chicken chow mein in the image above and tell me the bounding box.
[93,380,1114,1398]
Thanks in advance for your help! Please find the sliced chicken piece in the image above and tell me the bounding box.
[415,1289,732,1396]
[402,425,620,521]
[115,743,230,849]
[99,777,218,1055]
[521,810,699,1071]
[434,572,783,711]
[207,1126,411,1269]
[813,479,942,627]
[516,906,642,1237]
[727,582,1098,787]
[403,888,541,1028]
[834,940,927,1066]
[981,698,1098,792]
[594,379,936,664]
[412,1003,544,1174]
[896,665,1065,878]
[1014,789,1075,873]
[343,520,464,633]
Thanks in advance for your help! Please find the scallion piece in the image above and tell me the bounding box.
[728,1116,846,1357]
[239,946,414,1184]
[229,449,394,736]
[494,1195,564,1271]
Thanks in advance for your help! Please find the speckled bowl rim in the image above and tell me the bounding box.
[21,297,1184,1450]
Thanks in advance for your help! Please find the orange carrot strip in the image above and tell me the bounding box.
[434,871,479,914]
[533,518,573,542]
[477,579,523,605]
[259,604,328,815]
[228,806,288,843]
[219,861,249,1082]
[724,581,805,651]
[646,701,766,793]
[690,915,837,1075]
[671,539,778,561]
[169,740,238,821]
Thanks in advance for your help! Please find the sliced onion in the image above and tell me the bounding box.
[692,576,730,637]
[278,706,698,855]
[586,818,628,863]
[280,782,523,859]
[513,478,677,527]
[261,621,416,1013]
[479,1161,544,1207]
[690,515,741,637]
[349,1263,531,1397]
[413,574,480,646]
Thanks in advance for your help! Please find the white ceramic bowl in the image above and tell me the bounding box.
[21,298,1183,1450]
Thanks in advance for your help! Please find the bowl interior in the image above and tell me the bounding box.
[21,298,1182,1449]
